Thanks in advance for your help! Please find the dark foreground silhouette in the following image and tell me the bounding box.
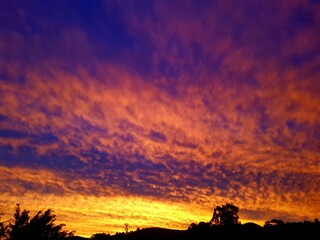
[1,203,319,240]
[87,221,320,240]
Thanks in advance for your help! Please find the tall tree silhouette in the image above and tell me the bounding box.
[9,204,30,240]
[210,203,239,226]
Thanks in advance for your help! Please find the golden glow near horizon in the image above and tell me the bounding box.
[0,0,320,238]
[0,178,291,238]
[0,165,318,237]
[1,191,209,237]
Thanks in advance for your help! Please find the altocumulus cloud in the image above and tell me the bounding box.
[0,0,320,237]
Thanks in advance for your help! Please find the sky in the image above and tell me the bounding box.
[0,0,320,237]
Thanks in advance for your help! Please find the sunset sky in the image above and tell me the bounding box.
[0,0,320,237]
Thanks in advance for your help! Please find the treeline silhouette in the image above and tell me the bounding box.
[0,203,319,240]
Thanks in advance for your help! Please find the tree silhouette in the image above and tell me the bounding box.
[210,203,239,226]
[5,204,73,240]
[124,223,129,234]
[9,204,30,240]
[0,218,6,240]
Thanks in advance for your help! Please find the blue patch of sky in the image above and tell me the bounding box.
[29,133,59,145]
[0,130,27,139]
[66,0,133,61]
[0,114,7,121]
[290,6,315,30]
[0,73,27,84]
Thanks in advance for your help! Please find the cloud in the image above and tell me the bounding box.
[0,0,319,237]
